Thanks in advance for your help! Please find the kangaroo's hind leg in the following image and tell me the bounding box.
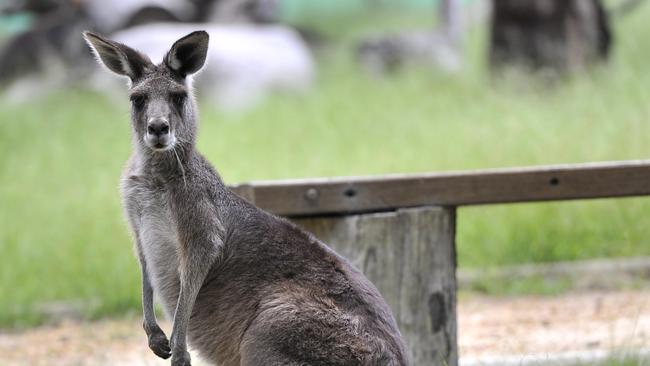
[239,347,304,366]
[238,293,370,366]
[239,318,303,366]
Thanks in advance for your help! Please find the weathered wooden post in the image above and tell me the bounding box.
[294,207,458,366]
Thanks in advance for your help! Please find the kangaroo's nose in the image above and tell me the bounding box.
[147,120,170,137]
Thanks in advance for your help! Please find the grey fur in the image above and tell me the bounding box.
[84,30,409,366]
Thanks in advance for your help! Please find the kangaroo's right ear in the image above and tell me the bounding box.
[83,31,152,80]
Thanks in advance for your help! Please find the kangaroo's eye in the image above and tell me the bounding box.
[130,95,147,109]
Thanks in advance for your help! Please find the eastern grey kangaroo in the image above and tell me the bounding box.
[83,30,409,366]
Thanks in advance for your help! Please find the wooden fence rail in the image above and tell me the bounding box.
[229,160,650,366]
[231,160,650,217]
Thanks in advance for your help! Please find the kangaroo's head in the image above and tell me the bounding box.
[83,31,209,153]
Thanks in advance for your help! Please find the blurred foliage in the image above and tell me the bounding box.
[0,13,33,36]
[281,0,440,20]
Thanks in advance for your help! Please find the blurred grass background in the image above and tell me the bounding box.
[1,4,649,328]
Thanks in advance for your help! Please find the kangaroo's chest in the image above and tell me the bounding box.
[125,181,181,317]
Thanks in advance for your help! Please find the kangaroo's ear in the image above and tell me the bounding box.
[165,31,209,78]
[83,31,152,80]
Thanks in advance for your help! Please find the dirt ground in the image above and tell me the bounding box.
[459,290,649,362]
[1,290,648,366]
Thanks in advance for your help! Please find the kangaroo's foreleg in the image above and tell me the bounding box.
[140,252,172,359]
[169,202,224,366]
[126,201,173,360]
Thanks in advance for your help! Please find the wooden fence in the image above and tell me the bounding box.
[231,160,650,366]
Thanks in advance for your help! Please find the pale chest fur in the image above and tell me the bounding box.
[121,172,181,318]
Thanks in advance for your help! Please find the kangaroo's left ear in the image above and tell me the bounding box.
[165,31,209,78]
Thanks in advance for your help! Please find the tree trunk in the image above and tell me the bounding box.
[490,0,612,74]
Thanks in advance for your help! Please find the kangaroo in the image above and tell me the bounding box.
[83,30,409,366]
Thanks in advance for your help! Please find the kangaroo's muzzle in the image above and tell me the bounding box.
[145,118,174,151]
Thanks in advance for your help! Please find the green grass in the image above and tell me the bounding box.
[2,7,650,327]
[569,355,650,366]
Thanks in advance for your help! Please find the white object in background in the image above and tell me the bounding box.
[106,23,315,110]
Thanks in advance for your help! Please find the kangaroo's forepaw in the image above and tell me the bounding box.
[171,349,191,366]
[147,331,172,359]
